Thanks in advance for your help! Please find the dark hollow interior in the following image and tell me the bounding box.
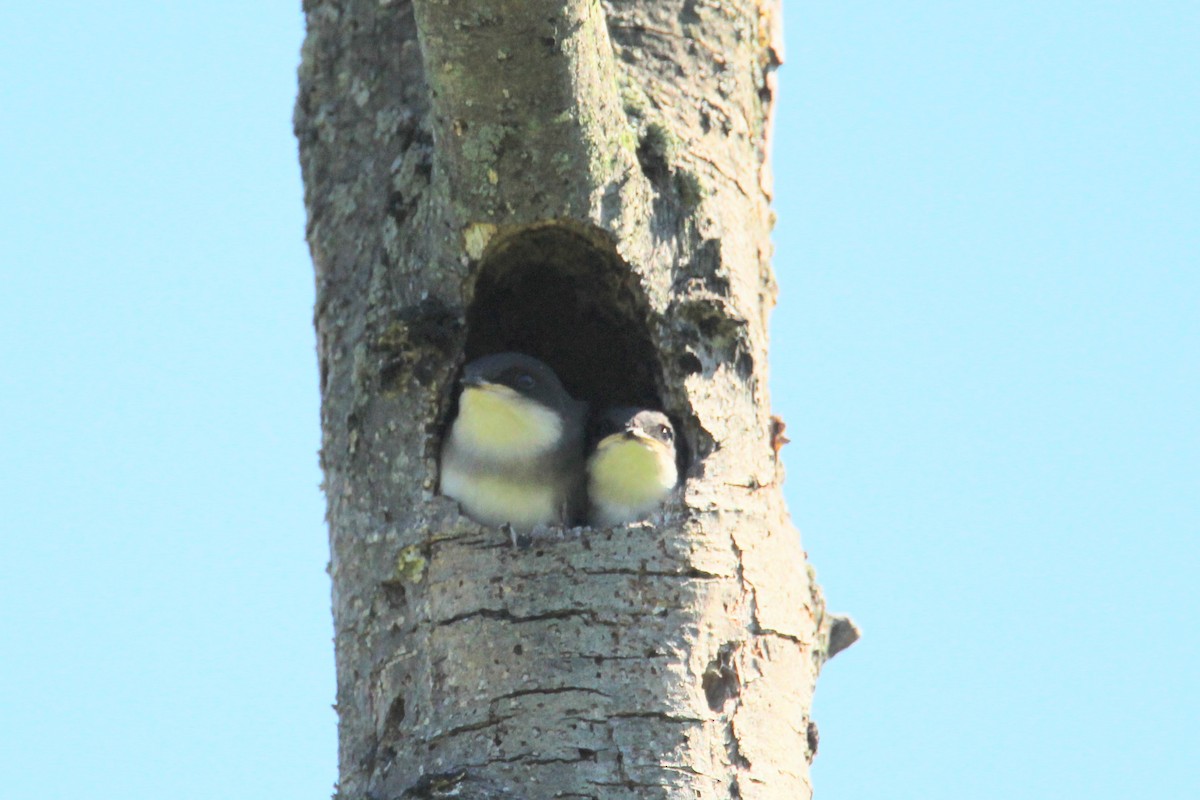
[463,226,683,447]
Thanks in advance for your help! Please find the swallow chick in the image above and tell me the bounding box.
[439,352,586,530]
[586,407,678,527]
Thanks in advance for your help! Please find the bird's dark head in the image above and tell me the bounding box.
[598,407,675,450]
[461,352,575,411]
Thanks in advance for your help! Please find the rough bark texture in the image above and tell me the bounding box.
[296,1,843,798]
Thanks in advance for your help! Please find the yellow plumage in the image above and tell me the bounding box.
[454,385,563,458]
[438,352,586,529]
[440,383,573,527]
[587,432,677,525]
[439,473,559,529]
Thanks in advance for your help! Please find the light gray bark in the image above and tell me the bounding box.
[295,1,848,797]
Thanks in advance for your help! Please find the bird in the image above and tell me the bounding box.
[586,407,678,526]
[439,352,587,530]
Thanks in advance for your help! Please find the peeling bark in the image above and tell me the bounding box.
[296,1,846,797]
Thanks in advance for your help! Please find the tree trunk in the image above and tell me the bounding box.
[296,1,844,797]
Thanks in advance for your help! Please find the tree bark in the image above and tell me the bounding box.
[296,1,845,797]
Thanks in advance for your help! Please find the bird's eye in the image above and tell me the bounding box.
[515,373,535,390]
[659,425,673,441]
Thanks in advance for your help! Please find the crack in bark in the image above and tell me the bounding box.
[584,652,669,661]
[608,21,726,60]
[426,714,513,743]
[488,753,603,766]
[757,627,811,646]
[725,728,750,800]
[610,710,705,724]
[579,566,724,579]
[690,150,754,198]
[434,607,598,627]
[495,686,612,701]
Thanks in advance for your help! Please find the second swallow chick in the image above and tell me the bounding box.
[586,407,678,526]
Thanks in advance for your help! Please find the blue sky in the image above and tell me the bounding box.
[1,2,1195,798]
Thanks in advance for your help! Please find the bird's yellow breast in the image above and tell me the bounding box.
[454,385,564,459]
[587,435,677,511]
